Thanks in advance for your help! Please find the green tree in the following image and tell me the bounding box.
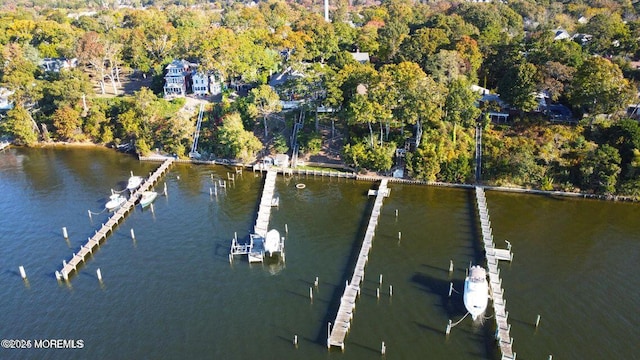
[2,104,38,146]
[444,77,481,144]
[216,112,262,162]
[52,105,81,141]
[580,144,621,194]
[498,60,538,113]
[569,57,634,115]
[247,85,281,138]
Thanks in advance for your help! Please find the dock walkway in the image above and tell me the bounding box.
[475,186,515,360]
[254,170,278,237]
[328,179,390,350]
[230,169,280,263]
[57,158,174,281]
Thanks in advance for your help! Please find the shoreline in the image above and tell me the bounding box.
[139,155,640,203]
[6,144,638,203]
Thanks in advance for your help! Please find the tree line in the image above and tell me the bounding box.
[1,0,640,195]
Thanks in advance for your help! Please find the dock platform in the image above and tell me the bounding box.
[328,179,389,350]
[56,158,174,281]
[230,169,279,263]
[475,186,515,360]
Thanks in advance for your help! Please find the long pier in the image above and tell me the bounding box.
[327,179,390,350]
[57,158,174,281]
[475,186,515,360]
[254,170,278,237]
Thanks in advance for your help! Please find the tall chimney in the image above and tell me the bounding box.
[324,0,329,22]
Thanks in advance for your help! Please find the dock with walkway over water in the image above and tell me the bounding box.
[229,169,282,263]
[475,186,515,360]
[56,158,174,281]
[327,179,390,350]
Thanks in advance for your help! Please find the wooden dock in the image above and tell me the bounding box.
[56,158,174,281]
[328,179,390,350]
[475,186,515,360]
[229,169,279,263]
[254,170,278,237]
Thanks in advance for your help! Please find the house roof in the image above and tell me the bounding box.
[349,51,370,63]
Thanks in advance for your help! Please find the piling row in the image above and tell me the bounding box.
[475,186,515,360]
[254,170,278,237]
[57,158,174,281]
[328,179,390,350]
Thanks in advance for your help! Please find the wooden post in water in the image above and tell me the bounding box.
[535,314,541,328]
[130,228,135,240]
[150,203,154,213]
[446,320,452,335]
[309,287,313,301]
[448,282,453,297]
[88,210,92,220]
[379,274,383,286]
[381,341,386,355]
[398,232,401,242]
[327,322,331,348]
[163,182,168,196]
[62,227,68,239]
[293,335,298,347]
[19,266,26,279]
[96,268,102,282]
[389,285,393,297]
[395,209,398,217]
[314,277,319,288]
[377,287,380,299]
[449,260,454,273]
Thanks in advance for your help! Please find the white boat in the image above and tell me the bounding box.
[105,193,127,211]
[140,191,158,208]
[463,265,489,321]
[264,229,282,257]
[127,174,143,191]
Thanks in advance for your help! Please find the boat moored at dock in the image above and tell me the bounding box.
[127,173,143,191]
[464,265,489,322]
[105,193,127,211]
[139,191,158,208]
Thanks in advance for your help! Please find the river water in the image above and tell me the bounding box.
[0,147,638,359]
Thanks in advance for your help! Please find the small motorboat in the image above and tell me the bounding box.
[105,193,127,211]
[127,173,143,191]
[264,229,282,257]
[463,265,489,322]
[140,191,158,208]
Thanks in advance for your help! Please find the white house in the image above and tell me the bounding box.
[40,58,77,72]
[163,59,193,98]
[191,72,209,96]
[0,87,14,112]
[192,72,223,96]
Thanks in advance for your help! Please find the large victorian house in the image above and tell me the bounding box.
[164,59,222,98]
[163,59,194,98]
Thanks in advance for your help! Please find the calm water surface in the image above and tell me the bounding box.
[0,147,638,359]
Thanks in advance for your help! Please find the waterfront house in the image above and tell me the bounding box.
[163,59,194,98]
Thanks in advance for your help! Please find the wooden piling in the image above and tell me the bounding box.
[535,314,541,328]
[19,266,26,279]
[62,227,68,239]
[96,268,102,281]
